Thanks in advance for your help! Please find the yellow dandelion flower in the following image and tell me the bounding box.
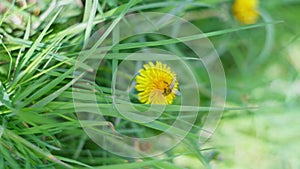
[232,0,259,25]
[135,61,179,105]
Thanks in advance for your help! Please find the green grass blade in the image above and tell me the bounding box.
[31,71,84,108]
[107,22,282,51]
[0,81,12,109]
[21,68,73,107]
[18,7,62,69]
[83,0,98,48]
[129,1,210,12]
[13,16,31,80]
[0,41,13,82]
[93,157,174,169]
[5,129,72,169]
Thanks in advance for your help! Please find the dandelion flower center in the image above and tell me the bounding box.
[135,61,179,104]
[232,0,259,25]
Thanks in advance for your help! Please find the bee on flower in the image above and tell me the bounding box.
[135,61,179,105]
[232,0,259,25]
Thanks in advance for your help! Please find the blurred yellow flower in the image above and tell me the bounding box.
[232,0,259,25]
[135,61,179,104]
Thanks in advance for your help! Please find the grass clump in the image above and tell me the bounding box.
[0,0,299,168]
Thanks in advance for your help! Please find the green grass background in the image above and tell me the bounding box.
[0,0,300,168]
